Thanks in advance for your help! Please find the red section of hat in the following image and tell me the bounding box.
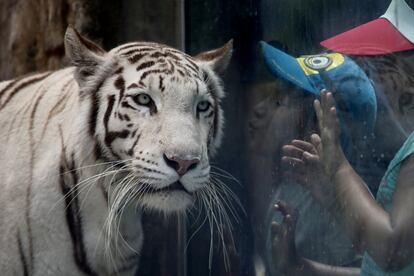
[321,18,414,56]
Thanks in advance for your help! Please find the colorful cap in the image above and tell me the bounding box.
[321,0,414,55]
[260,41,377,152]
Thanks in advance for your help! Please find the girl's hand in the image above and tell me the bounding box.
[313,90,348,178]
[281,90,348,207]
[271,201,300,274]
[282,137,333,206]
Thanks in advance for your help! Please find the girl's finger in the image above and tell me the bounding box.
[331,107,341,134]
[282,145,304,159]
[310,133,321,147]
[321,90,330,122]
[314,99,323,131]
[275,200,289,216]
[328,106,338,131]
[271,221,282,235]
[310,133,323,156]
[326,91,336,110]
[302,151,320,166]
[325,93,339,130]
[275,200,296,218]
[284,213,298,233]
[291,140,317,154]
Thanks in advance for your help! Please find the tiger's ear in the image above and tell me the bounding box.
[64,26,106,83]
[194,39,233,75]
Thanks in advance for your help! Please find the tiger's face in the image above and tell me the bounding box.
[64,28,232,212]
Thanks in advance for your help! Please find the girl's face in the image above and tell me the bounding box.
[248,81,307,156]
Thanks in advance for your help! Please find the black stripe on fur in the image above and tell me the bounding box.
[0,73,52,110]
[17,231,29,276]
[59,139,97,275]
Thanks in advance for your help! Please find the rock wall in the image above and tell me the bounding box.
[0,0,104,80]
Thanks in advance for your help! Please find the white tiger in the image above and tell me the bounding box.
[0,27,233,275]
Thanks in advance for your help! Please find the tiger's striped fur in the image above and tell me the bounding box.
[0,27,232,275]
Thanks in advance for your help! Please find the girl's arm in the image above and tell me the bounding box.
[333,153,414,271]
[283,91,414,271]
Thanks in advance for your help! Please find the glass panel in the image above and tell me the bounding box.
[186,0,414,275]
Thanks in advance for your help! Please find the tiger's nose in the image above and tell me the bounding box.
[163,154,200,176]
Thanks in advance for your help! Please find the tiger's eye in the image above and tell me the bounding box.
[135,94,151,106]
[197,101,211,112]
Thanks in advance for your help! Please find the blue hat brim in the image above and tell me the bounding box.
[260,41,320,96]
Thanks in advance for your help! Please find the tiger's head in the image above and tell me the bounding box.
[64,27,232,212]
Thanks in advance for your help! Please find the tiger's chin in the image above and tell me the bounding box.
[138,182,195,212]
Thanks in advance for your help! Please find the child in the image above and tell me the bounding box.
[260,39,387,274]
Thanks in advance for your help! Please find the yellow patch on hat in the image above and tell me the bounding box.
[297,53,345,76]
